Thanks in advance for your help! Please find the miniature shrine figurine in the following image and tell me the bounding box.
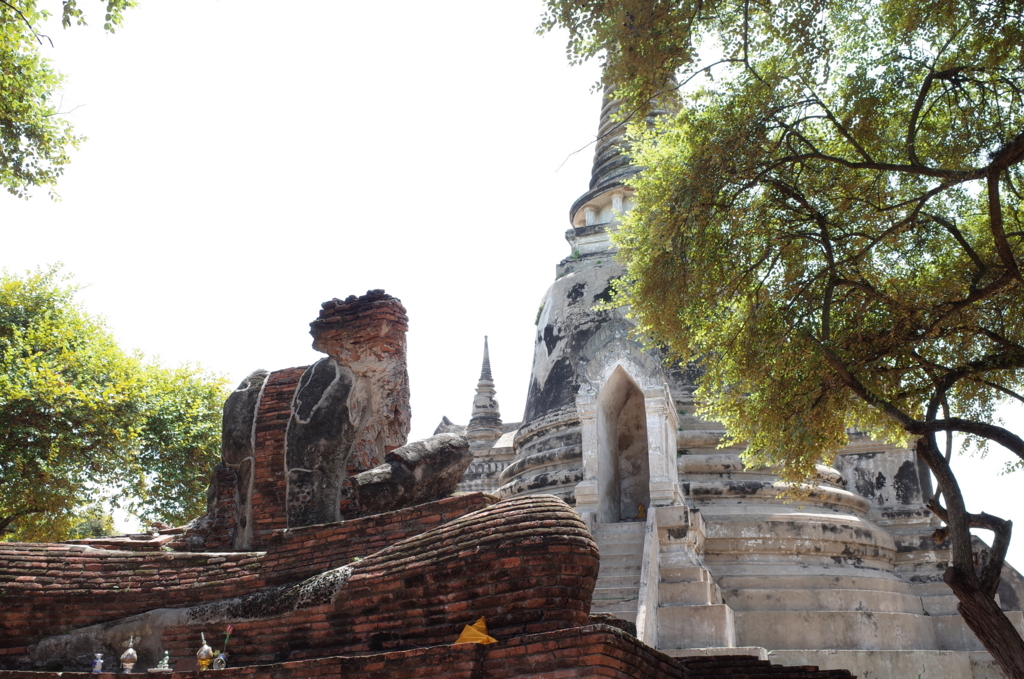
[147,651,172,674]
[92,653,104,674]
[636,503,646,520]
[120,636,138,673]
[196,633,215,671]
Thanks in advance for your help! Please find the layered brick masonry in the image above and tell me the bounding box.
[179,290,416,551]
[0,627,856,679]
[158,495,599,666]
[0,493,496,661]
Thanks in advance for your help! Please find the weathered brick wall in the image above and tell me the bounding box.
[258,493,497,586]
[0,494,495,665]
[160,496,599,665]
[248,366,306,549]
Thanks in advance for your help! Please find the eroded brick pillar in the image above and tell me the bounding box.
[284,290,411,527]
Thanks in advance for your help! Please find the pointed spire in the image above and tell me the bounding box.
[569,82,676,227]
[467,336,503,452]
[480,336,493,382]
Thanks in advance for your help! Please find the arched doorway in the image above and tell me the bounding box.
[596,366,651,523]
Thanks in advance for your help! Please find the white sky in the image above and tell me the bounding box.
[2,0,1022,568]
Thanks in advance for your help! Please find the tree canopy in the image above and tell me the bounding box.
[542,0,1024,671]
[0,267,228,541]
[0,0,136,198]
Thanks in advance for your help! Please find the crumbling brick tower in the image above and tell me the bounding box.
[190,290,411,551]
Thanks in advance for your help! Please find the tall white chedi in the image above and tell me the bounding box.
[489,81,1024,678]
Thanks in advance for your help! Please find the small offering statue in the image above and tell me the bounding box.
[120,636,138,673]
[91,653,104,674]
[196,633,215,671]
[148,651,172,674]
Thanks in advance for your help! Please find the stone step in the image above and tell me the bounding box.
[720,587,925,614]
[734,611,937,650]
[660,580,722,606]
[592,586,641,601]
[934,610,1024,652]
[713,571,912,594]
[592,521,646,536]
[921,595,961,616]
[591,601,638,624]
[597,563,642,578]
[599,552,643,567]
[661,566,711,583]
[595,574,642,588]
[598,541,644,556]
[911,580,955,596]
[663,648,767,660]
[658,604,737,649]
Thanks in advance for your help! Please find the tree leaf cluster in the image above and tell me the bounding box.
[545,0,1024,481]
[543,0,1024,668]
[0,266,228,541]
[0,0,136,199]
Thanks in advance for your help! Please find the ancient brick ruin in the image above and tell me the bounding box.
[0,291,857,679]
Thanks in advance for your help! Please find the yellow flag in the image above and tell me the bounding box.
[454,616,498,644]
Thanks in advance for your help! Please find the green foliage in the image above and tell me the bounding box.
[0,266,229,541]
[543,0,1024,485]
[0,0,137,199]
[66,502,115,539]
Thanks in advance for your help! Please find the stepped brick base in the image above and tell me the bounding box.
[0,626,858,679]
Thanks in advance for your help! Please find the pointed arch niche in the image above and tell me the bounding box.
[595,366,651,523]
[575,350,682,524]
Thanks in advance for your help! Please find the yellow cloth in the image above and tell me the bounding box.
[454,616,498,644]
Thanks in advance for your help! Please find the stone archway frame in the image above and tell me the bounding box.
[574,320,682,522]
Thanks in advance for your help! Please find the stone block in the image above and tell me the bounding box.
[657,604,737,650]
[660,566,709,583]
[934,610,1024,652]
[720,587,925,614]
[659,581,721,606]
[350,433,473,516]
[735,610,938,650]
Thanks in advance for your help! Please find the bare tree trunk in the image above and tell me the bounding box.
[916,436,1024,679]
[946,566,1024,678]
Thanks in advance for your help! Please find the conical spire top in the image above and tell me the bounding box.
[467,336,502,451]
[569,83,677,226]
[480,336,493,382]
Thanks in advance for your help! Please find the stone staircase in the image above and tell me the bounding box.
[590,521,645,625]
[658,563,737,650]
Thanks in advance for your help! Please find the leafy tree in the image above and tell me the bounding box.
[543,0,1024,672]
[0,267,228,541]
[65,502,115,539]
[0,0,136,199]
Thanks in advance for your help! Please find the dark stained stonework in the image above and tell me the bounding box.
[347,433,472,517]
[285,358,358,527]
[176,291,416,547]
[220,369,269,549]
